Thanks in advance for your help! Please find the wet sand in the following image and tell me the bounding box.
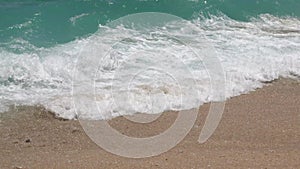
[0,78,299,169]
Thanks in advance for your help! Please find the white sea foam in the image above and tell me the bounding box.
[0,14,299,119]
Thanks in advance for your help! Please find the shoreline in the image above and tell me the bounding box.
[0,78,299,168]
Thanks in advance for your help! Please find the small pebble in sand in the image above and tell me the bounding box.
[14,166,23,169]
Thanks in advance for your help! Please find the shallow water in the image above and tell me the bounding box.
[0,0,299,119]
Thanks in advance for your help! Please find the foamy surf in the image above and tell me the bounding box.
[0,14,299,119]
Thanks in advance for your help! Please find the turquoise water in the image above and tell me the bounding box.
[0,0,299,119]
[1,0,299,47]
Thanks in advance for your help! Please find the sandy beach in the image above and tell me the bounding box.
[0,78,299,169]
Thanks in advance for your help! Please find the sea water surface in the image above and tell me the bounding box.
[0,0,299,119]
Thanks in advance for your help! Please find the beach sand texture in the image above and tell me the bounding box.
[0,78,299,169]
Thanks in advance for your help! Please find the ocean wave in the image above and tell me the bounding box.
[0,14,299,119]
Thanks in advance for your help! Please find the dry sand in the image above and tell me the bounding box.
[0,78,299,169]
